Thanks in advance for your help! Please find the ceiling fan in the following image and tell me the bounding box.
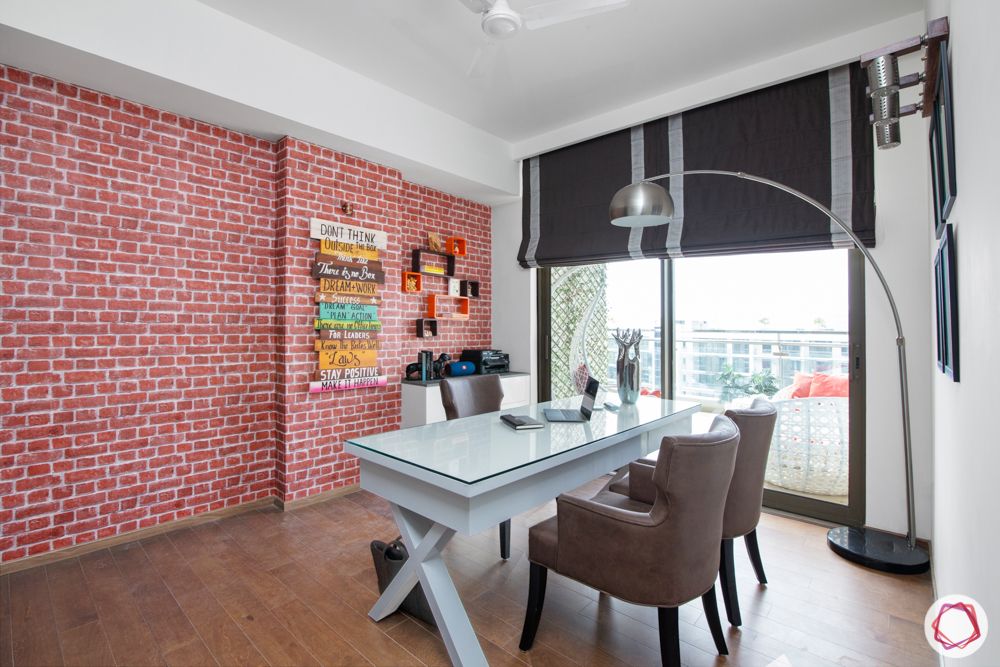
[457,0,629,78]
[458,0,631,40]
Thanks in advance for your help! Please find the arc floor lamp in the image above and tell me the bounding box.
[609,170,930,574]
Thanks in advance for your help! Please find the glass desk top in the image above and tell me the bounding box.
[346,396,699,485]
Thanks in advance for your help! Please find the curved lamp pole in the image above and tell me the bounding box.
[609,170,928,573]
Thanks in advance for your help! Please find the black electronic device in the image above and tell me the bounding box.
[460,349,510,375]
[544,377,599,423]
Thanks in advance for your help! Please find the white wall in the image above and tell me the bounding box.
[926,1,1000,664]
[866,80,934,538]
[491,201,538,404]
[0,0,519,202]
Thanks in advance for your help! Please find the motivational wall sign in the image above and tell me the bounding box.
[318,278,379,296]
[314,338,380,351]
[310,261,385,282]
[310,218,388,250]
[318,239,379,261]
[318,349,379,370]
[314,319,382,331]
[318,302,379,321]
[314,292,380,305]
[308,217,386,393]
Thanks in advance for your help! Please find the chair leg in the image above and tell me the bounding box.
[499,519,511,560]
[745,528,767,584]
[518,562,547,650]
[657,607,681,667]
[719,538,742,626]
[701,586,728,656]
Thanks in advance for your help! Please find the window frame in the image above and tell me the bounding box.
[537,250,866,527]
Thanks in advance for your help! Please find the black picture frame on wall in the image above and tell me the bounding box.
[930,40,957,238]
[929,118,945,238]
[935,223,959,381]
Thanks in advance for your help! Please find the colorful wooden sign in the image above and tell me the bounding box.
[315,366,382,382]
[317,328,378,341]
[318,349,379,370]
[314,338,380,351]
[318,302,378,321]
[314,319,382,331]
[318,279,379,296]
[316,252,380,267]
[318,238,379,261]
[310,218,388,250]
[309,376,388,393]
[311,218,388,395]
[314,292,380,305]
[311,261,385,282]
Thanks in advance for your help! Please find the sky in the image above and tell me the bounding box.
[606,249,850,331]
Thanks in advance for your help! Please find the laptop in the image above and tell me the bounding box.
[544,377,599,423]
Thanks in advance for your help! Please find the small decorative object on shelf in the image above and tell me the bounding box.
[460,280,480,298]
[445,237,467,256]
[416,318,438,338]
[402,271,422,293]
[428,232,444,253]
[431,353,452,379]
[427,294,470,320]
[612,328,643,404]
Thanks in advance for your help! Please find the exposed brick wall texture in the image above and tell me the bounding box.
[0,65,492,564]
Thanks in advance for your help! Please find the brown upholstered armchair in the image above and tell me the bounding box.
[519,416,740,667]
[614,399,778,627]
[439,375,511,559]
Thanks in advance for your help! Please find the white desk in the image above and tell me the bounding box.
[345,396,700,667]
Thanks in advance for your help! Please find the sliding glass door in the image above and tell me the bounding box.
[539,249,865,526]
[671,249,865,524]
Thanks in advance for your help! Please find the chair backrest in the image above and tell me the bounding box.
[440,375,504,420]
[642,415,740,604]
[722,398,778,538]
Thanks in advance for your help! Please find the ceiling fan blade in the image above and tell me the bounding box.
[457,0,492,13]
[520,0,630,30]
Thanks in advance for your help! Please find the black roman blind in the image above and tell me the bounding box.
[518,64,875,268]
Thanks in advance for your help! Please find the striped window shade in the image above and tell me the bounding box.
[518,64,875,268]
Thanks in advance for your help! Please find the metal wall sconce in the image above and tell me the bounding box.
[860,17,948,149]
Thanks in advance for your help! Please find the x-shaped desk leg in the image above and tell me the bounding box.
[368,504,488,667]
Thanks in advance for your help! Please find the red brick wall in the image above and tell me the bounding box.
[0,65,492,563]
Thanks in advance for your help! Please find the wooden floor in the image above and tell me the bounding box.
[0,479,936,667]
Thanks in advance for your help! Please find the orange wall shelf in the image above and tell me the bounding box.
[426,294,470,320]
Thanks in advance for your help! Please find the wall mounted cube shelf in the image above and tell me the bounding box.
[460,280,480,297]
[426,294,469,320]
[416,318,438,337]
[402,271,422,293]
[445,237,467,256]
[411,249,455,277]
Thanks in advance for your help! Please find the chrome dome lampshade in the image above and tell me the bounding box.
[609,181,674,227]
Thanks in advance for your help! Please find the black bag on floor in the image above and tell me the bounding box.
[370,538,437,627]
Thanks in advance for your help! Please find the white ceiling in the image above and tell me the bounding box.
[198,0,923,144]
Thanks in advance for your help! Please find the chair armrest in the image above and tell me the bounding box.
[553,494,664,600]
[557,493,656,527]
[626,460,657,505]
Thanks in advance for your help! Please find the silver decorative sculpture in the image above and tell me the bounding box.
[612,328,643,404]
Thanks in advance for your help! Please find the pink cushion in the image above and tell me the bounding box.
[790,373,814,398]
[809,373,849,397]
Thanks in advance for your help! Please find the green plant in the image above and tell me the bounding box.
[717,365,779,402]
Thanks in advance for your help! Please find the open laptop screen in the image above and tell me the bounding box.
[580,377,599,419]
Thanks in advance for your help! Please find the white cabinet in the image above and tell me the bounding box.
[400,373,531,428]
